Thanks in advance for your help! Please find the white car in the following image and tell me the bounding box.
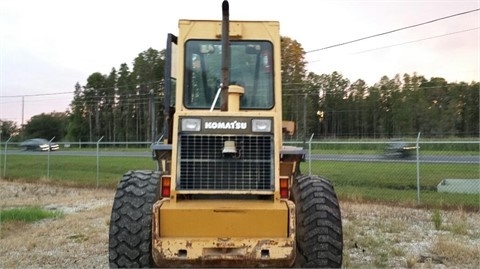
[384,139,416,158]
[19,138,60,151]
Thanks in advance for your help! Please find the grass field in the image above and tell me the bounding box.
[301,161,479,210]
[1,153,479,210]
[1,154,156,188]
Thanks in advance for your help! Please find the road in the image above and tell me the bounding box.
[307,153,479,164]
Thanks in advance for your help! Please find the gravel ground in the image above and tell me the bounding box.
[1,179,479,268]
[0,180,112,269]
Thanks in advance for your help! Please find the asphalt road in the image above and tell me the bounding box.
[307,153,479,164]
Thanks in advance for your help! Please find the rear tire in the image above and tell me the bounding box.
[291,175,343,268]
[108,170,161,268]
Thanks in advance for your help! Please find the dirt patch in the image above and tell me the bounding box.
[341,202,480,268]
[0,180,113,269]
[1,179,479,268]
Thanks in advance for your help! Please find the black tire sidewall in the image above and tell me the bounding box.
[291,175,343,268]
[108,170,161,268]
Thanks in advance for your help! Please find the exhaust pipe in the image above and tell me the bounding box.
[220,0,230,111]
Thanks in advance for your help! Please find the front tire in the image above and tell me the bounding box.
[291,175,343,268]
[108,170,161,268]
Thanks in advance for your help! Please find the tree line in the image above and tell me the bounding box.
[287,72,479,140]
[1,37,478,142]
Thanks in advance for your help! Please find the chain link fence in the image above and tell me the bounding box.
[290,138,480,211]
[1,139,479,210]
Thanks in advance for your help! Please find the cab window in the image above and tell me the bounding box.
[184,40,274,109]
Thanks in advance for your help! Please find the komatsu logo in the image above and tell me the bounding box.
[204,121,247,130]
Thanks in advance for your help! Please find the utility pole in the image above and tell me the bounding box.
[149,89,156,142]
[303,93,307,145]
[21,96,24,133]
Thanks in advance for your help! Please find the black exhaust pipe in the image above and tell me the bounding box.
[220,0,230,111]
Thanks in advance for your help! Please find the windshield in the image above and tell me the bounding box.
[184,40,274,109]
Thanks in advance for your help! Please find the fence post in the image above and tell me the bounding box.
[96,136,104,188]
[0,131,2,178]
[308,133,314,175]
[3,136,12,178]
[47,136,56,179]
[416,132,421,205]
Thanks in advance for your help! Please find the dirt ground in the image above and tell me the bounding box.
[0,180,113,269]
[1,179,479,269]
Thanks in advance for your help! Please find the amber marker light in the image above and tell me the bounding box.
[161,176,171,197]
[279,177,289,198]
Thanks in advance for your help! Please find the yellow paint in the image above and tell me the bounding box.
[152,199,296,267]
[215,22,243,37]
[159,200,288,237]
[227,85,244,112]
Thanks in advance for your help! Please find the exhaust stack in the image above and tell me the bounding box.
[220,0,230,111]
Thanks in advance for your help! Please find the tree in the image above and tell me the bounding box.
[304,72,325,138]
[67,48,167,143]
[347,79,369,138]
[373,75,402,137]
[116,63,134,141]
[461,82,479,136]
[316,72,350,137]
[0,120,20,140]
[66,82,89,141]
[418,77,450,136]
[85,72,108,141]
[131,48,165,141]
[22,112,68,141]
[281,36,308,139]
[103,68,117,141]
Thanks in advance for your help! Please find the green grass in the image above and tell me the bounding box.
[431,210,443,230]
[2,155,157,188]
[301,161,480,210]
[1,153,479,210]
[305,161,478,189]
[0,206,63,223]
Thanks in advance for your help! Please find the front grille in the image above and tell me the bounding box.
[178,134,273,191]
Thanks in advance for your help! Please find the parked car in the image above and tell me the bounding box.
[384,139,416,158]
[19,138,60,151]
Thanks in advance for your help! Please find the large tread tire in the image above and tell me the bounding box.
[291,175,343,268]
[108,170,161,268]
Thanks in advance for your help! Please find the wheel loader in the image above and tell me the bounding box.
[108,1,343,267]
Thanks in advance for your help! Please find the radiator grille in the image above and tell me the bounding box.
[178,134,273,190]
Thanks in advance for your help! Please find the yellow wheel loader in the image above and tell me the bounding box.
[108,1,343,267]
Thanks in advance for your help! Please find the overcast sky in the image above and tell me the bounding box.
[1,0,479,126]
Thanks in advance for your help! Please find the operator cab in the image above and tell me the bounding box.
[184,40,274,110]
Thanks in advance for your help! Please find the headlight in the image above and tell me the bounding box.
[252,119,271,132]
[39,144,49,150]
[181,118,201,131]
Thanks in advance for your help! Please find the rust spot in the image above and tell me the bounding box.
[215,242,236,248]
[213,209,246,213]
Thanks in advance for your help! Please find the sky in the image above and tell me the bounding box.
[1,0,479,126]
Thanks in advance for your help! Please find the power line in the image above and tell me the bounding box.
[307,27,480,63]
[306,8,480,53]
[0,91,73,98]
[352,27,480,55]
[0,81,166,99]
